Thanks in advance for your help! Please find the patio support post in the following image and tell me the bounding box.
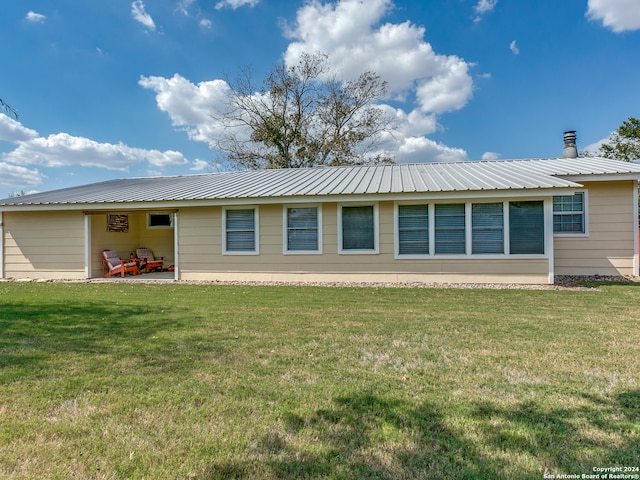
[544,197,555,284]
[173,211,179,280]
[84,214,91,279]
[634,180,639,277]
[0,211,4,279]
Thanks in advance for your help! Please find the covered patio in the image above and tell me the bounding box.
[88,210,177,280]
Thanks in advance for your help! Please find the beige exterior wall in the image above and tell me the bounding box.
[5,180,634,283]
[554,181,637,276]
[1,211,175,279]
[3,211,85,279]
[178,202,551,284]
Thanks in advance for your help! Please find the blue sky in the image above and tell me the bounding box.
[1,0,639,197]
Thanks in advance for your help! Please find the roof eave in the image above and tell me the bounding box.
[0,185,583,212]
[555,173,640,182]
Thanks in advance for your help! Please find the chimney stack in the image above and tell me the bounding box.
[562,130,578,158]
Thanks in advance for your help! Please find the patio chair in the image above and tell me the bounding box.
[136,248,164,272]
[102,250,140,278]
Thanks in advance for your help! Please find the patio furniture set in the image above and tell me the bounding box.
[101,248,164,278]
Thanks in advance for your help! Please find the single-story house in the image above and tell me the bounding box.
[2,142,640,284]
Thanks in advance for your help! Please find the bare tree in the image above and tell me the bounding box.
[1,98,18,119]
[212,53,394,169]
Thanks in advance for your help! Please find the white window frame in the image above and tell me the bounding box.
[394,199,550,259]
[552,191,588,237]
[222,206,259,255]
[282,204,322,255]
[434,202,467,255]
[146,213,174,229]
[508,199,547,255]
[471,201,505,255]
[394,202,430,258]
[338,203,379,254]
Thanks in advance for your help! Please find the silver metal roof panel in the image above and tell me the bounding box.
[2,157,640,207]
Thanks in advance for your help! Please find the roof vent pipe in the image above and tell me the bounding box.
[562,130,578,158]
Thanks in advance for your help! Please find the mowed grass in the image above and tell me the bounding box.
[0,282,638,479]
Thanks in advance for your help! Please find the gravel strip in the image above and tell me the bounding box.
[2,275,639,290]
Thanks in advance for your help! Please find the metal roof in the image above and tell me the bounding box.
[2,157,639,207]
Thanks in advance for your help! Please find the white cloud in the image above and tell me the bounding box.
[200,18,212,29]
[509,40,520,55]
[284,0,473,126]
[139,0,472,164]
[395,137,468,164]
[481,151,501,160]
[0,114,39,142]
[587,0,640,32]
[0,162,44,188]
[176,0,196,16]
[131,0,156,30]
[583,135,610,155]
[474,0,498,15]
[215,0,260,10]
[190,159,210,171]
[139,74,233,147]
[26,11,46,23]
[473,0,497,22]
[3,132,188,171]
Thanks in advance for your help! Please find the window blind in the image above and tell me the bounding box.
[472,203,504,254]
[287,207,318,251]
[226,209,255,252]
[398,204,429,255]
[435,204,465,254]
[509,201,544,254]
[342,206,375,250]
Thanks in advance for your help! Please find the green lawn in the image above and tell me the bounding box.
[0,282,638,479]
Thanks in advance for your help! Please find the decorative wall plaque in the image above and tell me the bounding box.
[106,214,129,233]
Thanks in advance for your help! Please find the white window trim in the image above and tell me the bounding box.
[146,213,174,229]
[338,203,379,254]
[394,202,430,258]
[470,201,506,256]
[433,202,467,256]
[282,204,323,255]
[222,206,259,255]
[394,200,550,259]
[552,190,589,237]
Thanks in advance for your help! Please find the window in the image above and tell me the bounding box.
[285,206,321,253]
[435,204,465,254]
[224,208,258,254]
[472,203,504,254]
[147,213,173,228]
[509,201,544,254]
[397,204,429,255]
[340,205,378,253]
[553,192,585,234]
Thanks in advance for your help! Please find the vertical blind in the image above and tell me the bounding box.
[472,203,504,254]
[342,206,375,250]
[226,209,255,252]
[398,204,429,255]
[509,201,544,254]
[287,207,318,251]
[435,204,465,254]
